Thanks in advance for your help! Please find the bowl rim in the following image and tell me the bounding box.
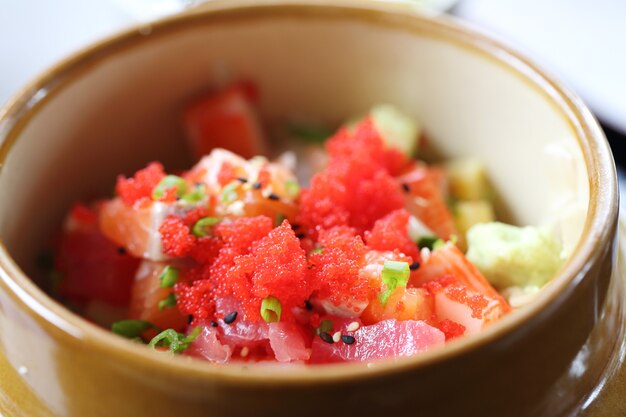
[0,1,618,385]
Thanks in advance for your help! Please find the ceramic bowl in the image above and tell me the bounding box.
[0,1,621,416]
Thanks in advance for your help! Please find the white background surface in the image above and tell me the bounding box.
[1,0,625,133]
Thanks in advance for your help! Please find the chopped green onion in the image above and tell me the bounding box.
[158,293,177,311]
[274,213,286,227]
[318,319,333,334]
[181,183,207,203]
[284,179,300,199]
[379,260,410,305]
[192,217,222,237]
[432,238,447,251]
[221,182,239,205]
[418,235,439,250]
[112,320,155,339]
[159,266,179,288]
[148,327,201,354]
[309,247,323,256]
[260,296,282,323]
[288,123,332,143]
[152,175,187,200]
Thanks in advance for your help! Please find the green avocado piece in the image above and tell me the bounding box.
[466,222,563,288]
[370,104,420,157]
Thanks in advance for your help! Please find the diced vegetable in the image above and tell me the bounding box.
[370,104,421,157]
[453,200,496,249]
[112,320,155,339]
[466,222,563,288]
[445,158,491,201]
[261,296,282,323]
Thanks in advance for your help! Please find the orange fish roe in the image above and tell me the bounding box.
[177,217,275,321]
[247,220,309,319]
[159,216,196,257]
[424,275,491,320]
[182,206,211,227]
[365,209,421,262]
[187,236,222,265]
[326,117,408,176]
[436,319,466,341]
[297,119,406,236]
[115,162,166,206]
[176,278,215,322]
[308,226,369,308]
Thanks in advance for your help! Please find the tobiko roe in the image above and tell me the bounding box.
[52,83,563,365]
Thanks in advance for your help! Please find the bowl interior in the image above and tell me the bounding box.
[0,4,591,355]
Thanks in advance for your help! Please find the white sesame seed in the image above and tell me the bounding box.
[240,347,250,358]
[18,366,28,376]
[420,247,431,263]
[346,321,360,332]
[332,331,342,343]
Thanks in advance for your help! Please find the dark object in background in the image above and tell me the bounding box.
[602,122,625,167]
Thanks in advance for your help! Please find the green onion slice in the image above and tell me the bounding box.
[260,296,282,323]
[158,293,177,311]
[111,320,155,339]
[159,265,179,288]
[221,182,240,205]
[318,319,333,334]
[192,217,222,237]
[148,327,201,354]
[284,179,300,199]
[379,260,410,305]
[152,175,187,200]
[274,213,286,228]
[181,183,207,203]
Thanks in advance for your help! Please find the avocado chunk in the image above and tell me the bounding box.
[466,222,563,288]
[370,104,421,157]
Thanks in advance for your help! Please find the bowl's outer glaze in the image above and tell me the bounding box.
[0,2,620,417]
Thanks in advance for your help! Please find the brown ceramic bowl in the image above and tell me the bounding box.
[0,1,622,416]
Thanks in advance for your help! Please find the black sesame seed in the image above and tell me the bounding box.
[267,193,280,201]
[210,321,218,327]
[237,177,248,183]
[409,261,420,271]
[223,312,238,324]
[296,233,306,239]
[319,331,334,344]
[252,182,262,190]
[187,315,193,324]
[117,247,127,255]
[305,299,313,311]
[341,335,356,345]
[401,183,410,193]
[291,223,301,230]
